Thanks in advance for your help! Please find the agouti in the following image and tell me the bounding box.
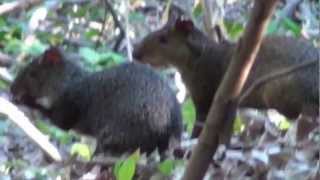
[133,18,319,138]
[11,47,183,154]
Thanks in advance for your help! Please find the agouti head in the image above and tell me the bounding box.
[11,47,83,110]
[133,18,204,68]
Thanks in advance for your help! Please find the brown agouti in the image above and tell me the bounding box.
[10,47,183,154]
[133,18,319,138]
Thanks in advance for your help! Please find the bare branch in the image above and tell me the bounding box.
[124,0,132,61]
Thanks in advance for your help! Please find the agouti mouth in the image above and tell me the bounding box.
[132,51,161,67]
[133,57,166,68]
[10,92,23,104]
[10,93,51,115]
[132,50,143,60]
[11,92,34,106]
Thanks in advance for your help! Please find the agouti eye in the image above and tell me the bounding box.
[159,35,168,44]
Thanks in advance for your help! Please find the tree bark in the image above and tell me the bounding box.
[182,0,278,179]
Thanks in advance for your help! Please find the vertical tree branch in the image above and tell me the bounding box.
[182,0,279,179]
[124,0,132,61]
[105,0,125,52]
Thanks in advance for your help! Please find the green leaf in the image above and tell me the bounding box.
[278,118,291,130]
[4,38,22,54]
[192,2,203,19]
[79,47,124,69]
[79,47,100,63]
[35,120,51,135]
[233,116,245,134]
[158,159,175,176]
[128,150,140,162]
[48,34,64,45]
[89,8,105,20]
[114,150,140,180]
[35,120,73,144]
[70,143,92,161]
[85,28,100,39]
[51,129,73,144]
[223,21,244,40]
[182,98,196,134]
[118,158,136,180]
[99,52,125,66]
[113,160,123,178]
[21,40,47,56]
[70,6,87,17]
[0,17,7,29]
[282,17,301,37]
[129,12,145,22]
[268,111,291,130]
[266,19,279,34]
[0,79,8,90]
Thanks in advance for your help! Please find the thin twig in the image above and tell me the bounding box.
[124,0,132,61]
[105,0,125,52]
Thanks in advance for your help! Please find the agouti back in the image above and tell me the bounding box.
[11,47,183,154]
[133,18,319,137]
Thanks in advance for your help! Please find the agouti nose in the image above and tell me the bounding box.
[10,85,26,104]
[132,43,142,61]
[132,47,143,60]
[10,91,22,103]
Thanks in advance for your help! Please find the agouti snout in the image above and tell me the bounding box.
[11,47,183,154]
[133,18,319,137]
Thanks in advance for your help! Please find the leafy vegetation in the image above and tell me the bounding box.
[182,98,196,133]
[113,151,140,180]
[0,0,319,179]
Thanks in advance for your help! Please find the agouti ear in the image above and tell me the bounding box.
[42,47,63,65]
[174,18,194,35]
